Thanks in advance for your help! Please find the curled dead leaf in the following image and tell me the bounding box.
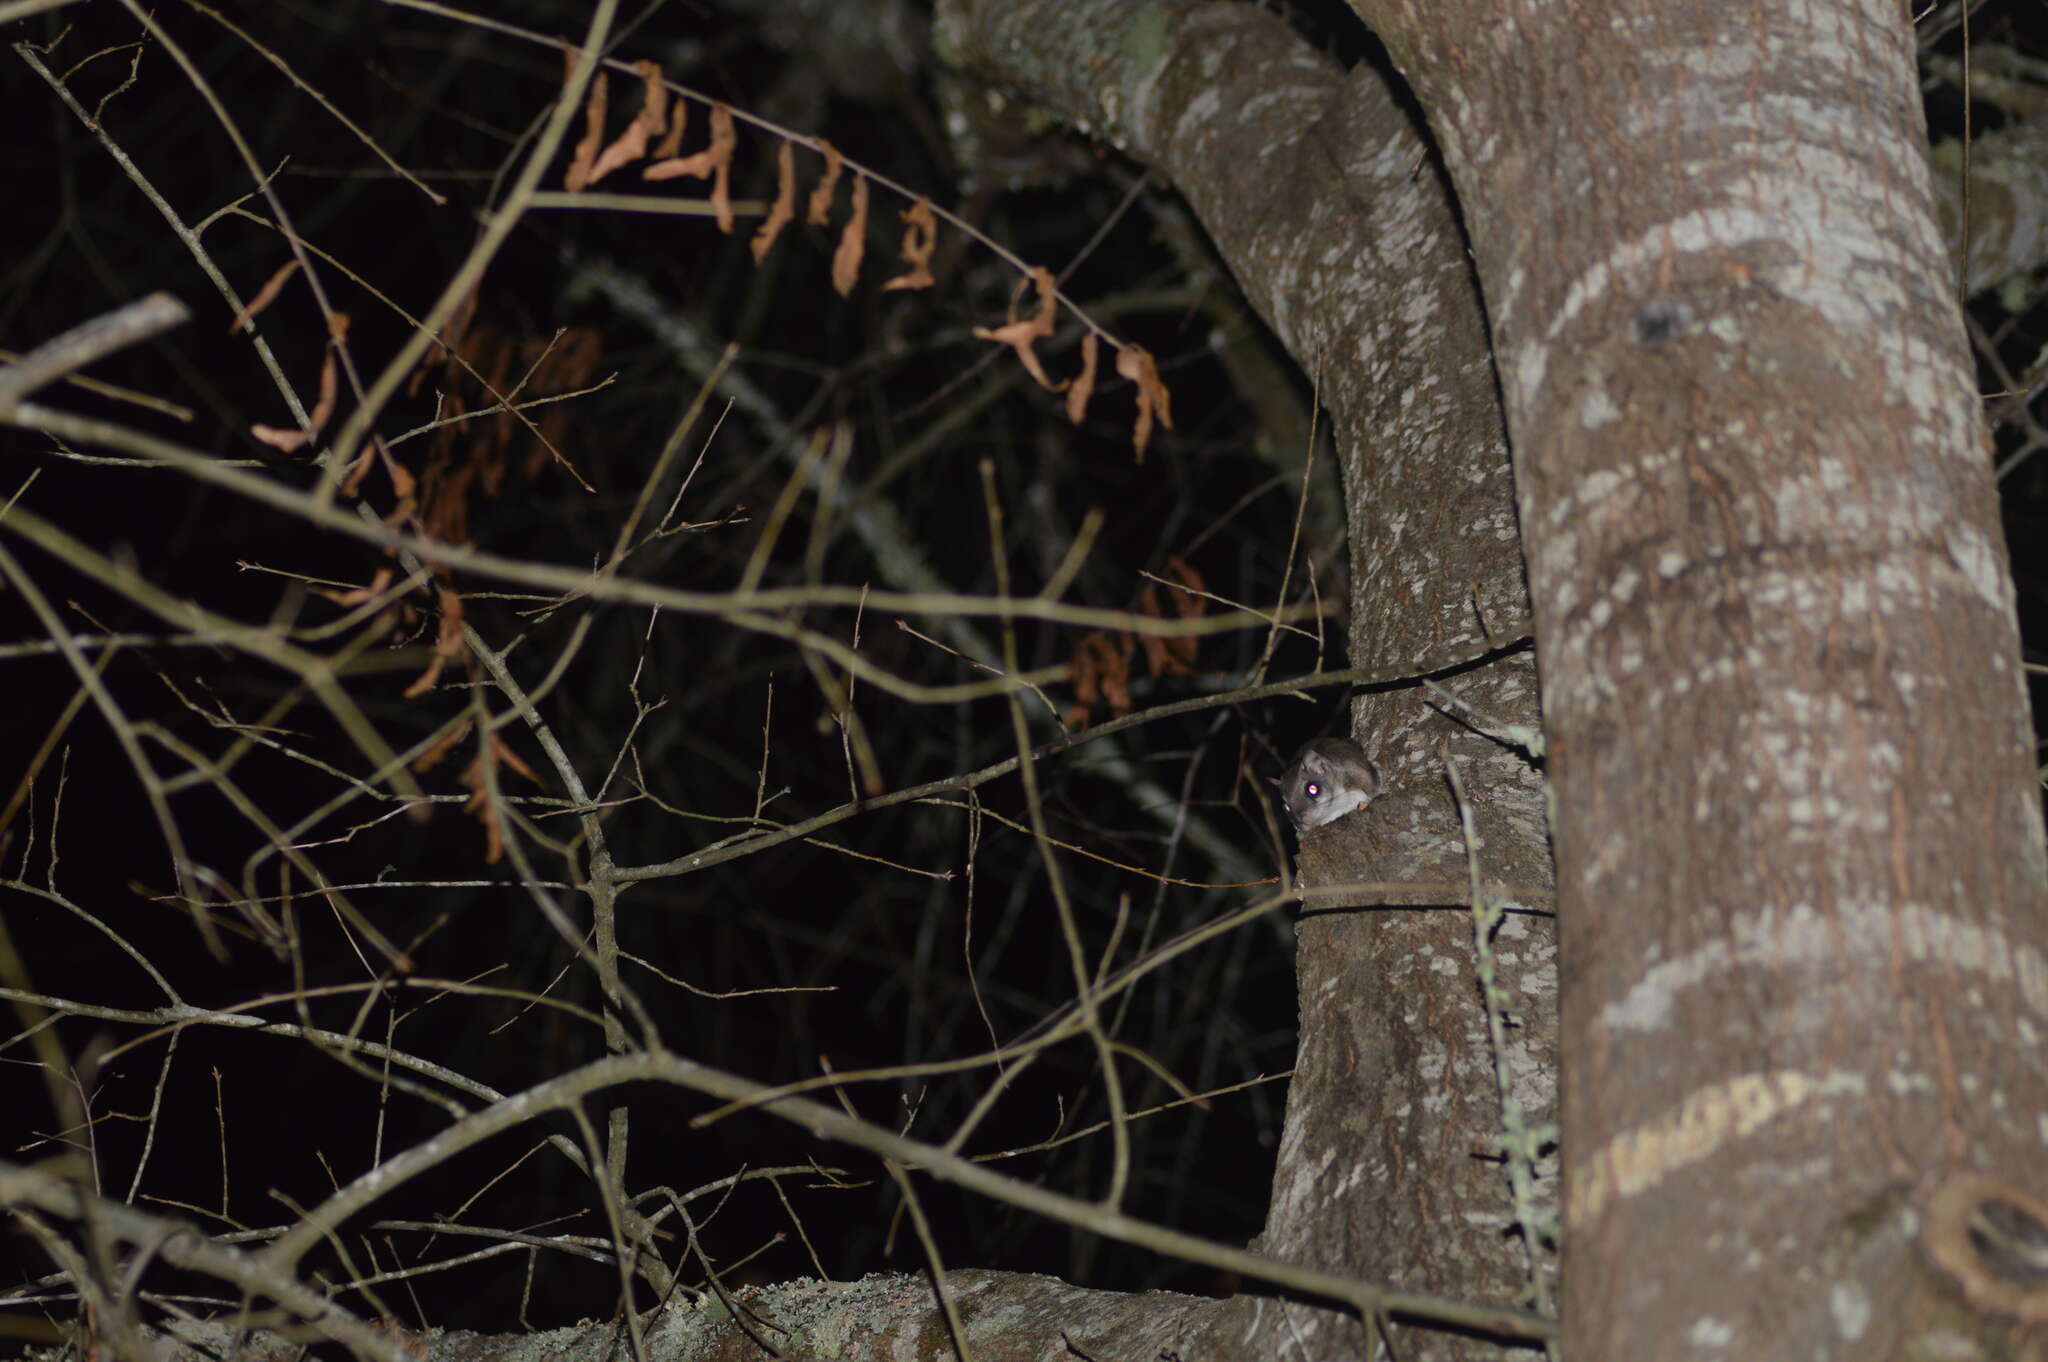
[752,140,795,264]
[1066,332,1098,424]
[1067,630,1136,727]
[808,139,843,226]
[310,567,395,608]
[654,99,687,159]
[832,174,869,297]
[881,198,937,291]
[587,59,670,186]
[402,585,466,699]
[1115,343,1173,461]
[231,259,301,334]
[564,64,607,192]
[1135,557,1204,676]
[253,312,347,453]
[644,101,737,233]
[972,266,1063,391]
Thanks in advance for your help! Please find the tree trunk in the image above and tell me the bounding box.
[1345,0,2048,1356]
[941,1,1558,1355]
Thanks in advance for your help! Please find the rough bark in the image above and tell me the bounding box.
[940,1,1557,1355]
[1345,0,2048,1357]
[117,1272,1232,1362]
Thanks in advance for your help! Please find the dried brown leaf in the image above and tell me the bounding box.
[413,715,473,774]
[881,197,937,291]
[832,174,868,297]
[310,337,339,426]
[752,140,795,264]
[403,585,465,699]
[1150,631,1195,677]
[458,755,505,864]
[230,259,300,334]
[310,567,394,608]
[973,266,1062,390]
[643,101,737,233]
[1134,562,1202,677]
[1134,585,1173,676]
[1067,630,1135,726]
[638,60,669,122]
[1115,343,1173,461]
[403,645,448,703]
[253,312,347,451]
[410,287,478,396]
[385,451,416,503]
[587,59,669,185]
[807,139,843,226]
[488,732,543,787]
[564,66,607,192]
[654,99,687,159]
[1065,332,1098,424]
[457,734,540,864]
[341,447,374,494]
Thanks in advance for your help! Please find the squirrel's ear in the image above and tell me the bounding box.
[1266,774,1281,789]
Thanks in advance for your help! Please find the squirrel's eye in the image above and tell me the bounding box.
[1305,782,1322,799]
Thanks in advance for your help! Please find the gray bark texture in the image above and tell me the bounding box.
[114,1273,1233,1362]
[1339,0,2048,1357]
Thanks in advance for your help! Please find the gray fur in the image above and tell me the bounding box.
[1279,737,1380,830]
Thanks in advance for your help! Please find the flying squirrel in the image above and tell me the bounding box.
[1277,737,1381,831]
